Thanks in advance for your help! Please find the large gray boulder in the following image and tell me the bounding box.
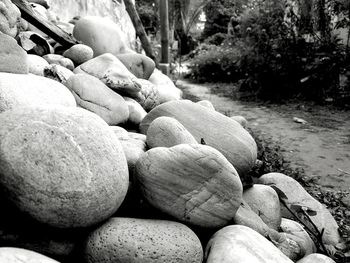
[0,107,129,228]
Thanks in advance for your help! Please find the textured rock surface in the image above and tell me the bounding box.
[197,100,215,110]
[63,44,93,65]
[280,218,316,257]
[135,144,243,228]
[27,54,49,76]
[0,73,76,113]
[149,69,182,103]
[74,53,141,96]
[146,116,197,148]
[43,54,75,70]
[0,107,129,228]
[73,16,134,56]
[116,53,155,79]
[205,225,294,263]
[43,64,74,85]
[0,33,28,74]
[133,79,161,111]
[0,0,21,37]
[243,184,282,230]
[84,217,203,263]
[140,100,257,178]
[0,247,59,263]
[258,173,342,247]
[66,74,129,125]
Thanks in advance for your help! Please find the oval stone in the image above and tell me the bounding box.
[0,247,59,263]
[84,217,203,263]
[0,107,129,228]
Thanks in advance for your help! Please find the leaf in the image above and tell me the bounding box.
[270,185,289,201]
[200,138,206,145]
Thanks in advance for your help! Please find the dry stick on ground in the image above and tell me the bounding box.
[12,0,78,48]
[124,0,156,63]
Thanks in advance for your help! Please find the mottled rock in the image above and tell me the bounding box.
[0,107,129,228]
[0,73,76,113]
[74,53,141,96]
[0,32,28,74]
[0,0,21,37]
[66,74,129,125]
[63,44,93,65]
[146,116,197,148]
[43,54,74,70]
[84,217,203,263]
[135,144,243,228]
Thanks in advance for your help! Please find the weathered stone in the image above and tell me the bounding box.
[0,33,28,74]
[43,54,75,70]
[296,253,336,263]
[140,100,257,178]
[116,53,155,79]
[66,74,129,125]
[0,0,21,37]
[43,64,74,85]
[146,116,197,148]
[84,217,203,263]
[197,100,215,110]
[258,173,342,247]
[0,73,76,113]
[63,44,93,65]
[231,115,248,128]
[135,144,243,228]
[243,184,282,230]
[0,107,129,228]
[74,53,141,96]
[123,97,147,125]
[149,69,182,103]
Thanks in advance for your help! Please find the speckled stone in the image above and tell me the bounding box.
[84,217,203,263]
[0,107,129,228]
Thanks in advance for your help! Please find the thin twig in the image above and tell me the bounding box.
[337,168,350,175]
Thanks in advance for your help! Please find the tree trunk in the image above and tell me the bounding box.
[124,0,156,62]
[159,0,170,63]
[174,0,190,55]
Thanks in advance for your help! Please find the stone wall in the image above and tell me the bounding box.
[48,0,136,49]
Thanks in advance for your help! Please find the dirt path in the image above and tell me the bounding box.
[177,80,350,192]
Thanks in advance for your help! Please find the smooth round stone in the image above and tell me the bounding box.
[116,53,155,79]
[231,115,248,128]
[0,107,129,228]
[43,54,74,70]
[146,116,197,148]
[63,44,93,65]
[27,54,49,76]
[197,100,215,110]
[243,184,282,230]
[0,247,59,263]
[123,97,147,125]
[66,74,129,125]
[84,217,203,263]
[135,144,243,228]
[0,72,76,113]
[0,32,28,74]
[205,225,294,263]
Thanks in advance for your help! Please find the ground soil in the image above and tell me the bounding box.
[176,79,350,257]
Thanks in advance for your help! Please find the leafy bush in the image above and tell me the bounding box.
[205,33,229,46]
[187,43,242,82]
